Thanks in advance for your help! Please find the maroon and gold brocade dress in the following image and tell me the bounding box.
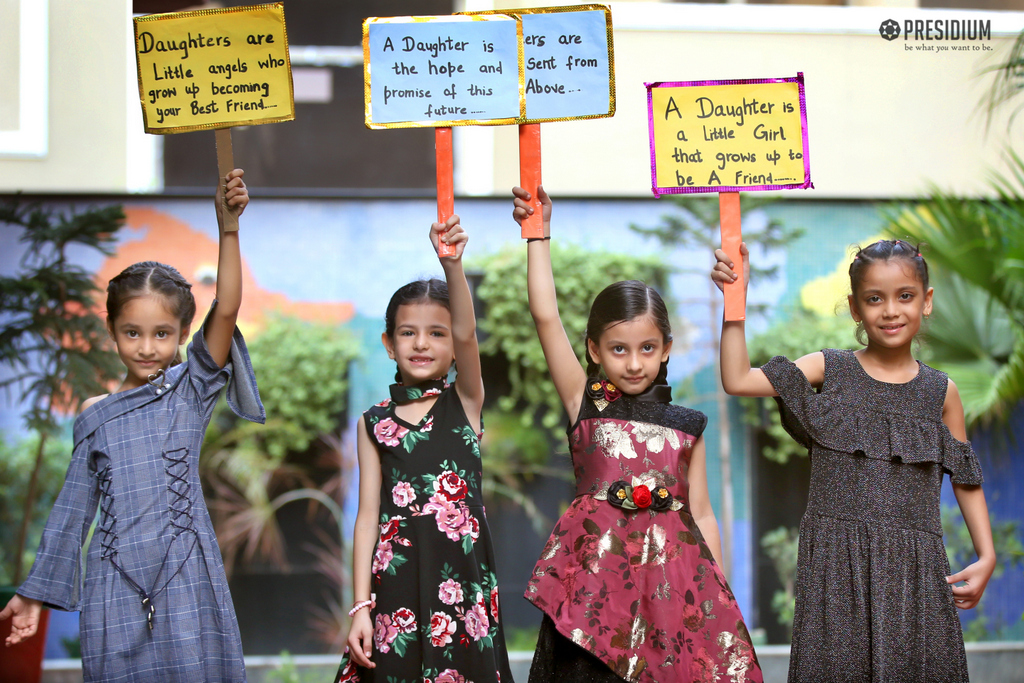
[525,383,762,683]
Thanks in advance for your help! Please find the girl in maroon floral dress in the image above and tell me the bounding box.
[334,216,514,683]
[512,187,762,683]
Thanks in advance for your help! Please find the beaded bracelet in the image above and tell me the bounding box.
[348,600,373,617]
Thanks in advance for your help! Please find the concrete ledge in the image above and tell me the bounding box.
[40,643,1024,683]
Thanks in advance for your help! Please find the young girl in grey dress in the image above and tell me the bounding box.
[1,170,264,682]
[711,239,995,682]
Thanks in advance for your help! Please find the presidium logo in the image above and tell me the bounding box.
[878,18,992,46]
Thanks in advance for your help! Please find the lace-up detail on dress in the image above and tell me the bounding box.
[97,462,118,563]
[96,448,199,631]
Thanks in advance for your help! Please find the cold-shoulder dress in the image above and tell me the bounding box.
[525,382,762,683]
[335,381,514,683]
[761,348,983,683]
[17,305,265,683]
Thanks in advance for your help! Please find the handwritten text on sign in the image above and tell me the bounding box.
[134,2,294,134]
[647,75,810,196]
[365,15,521,128]
[464,5,614,123]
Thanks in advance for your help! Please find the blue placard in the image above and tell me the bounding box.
[520,9,612,122]
[366,16,522,128]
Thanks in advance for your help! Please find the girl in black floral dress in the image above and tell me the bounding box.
[335,216,514,683]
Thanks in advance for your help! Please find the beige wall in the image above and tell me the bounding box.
[2,1,1022,197]
[473,2,1024,199]
[0,0,134,193]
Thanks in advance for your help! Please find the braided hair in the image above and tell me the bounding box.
[848,239,929,344]
[584,280,673,386]
[106,261,196,366]
[384,279,451,383]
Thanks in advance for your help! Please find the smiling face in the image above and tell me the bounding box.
[587,315,672,395]
[382,302,455,386]
[108,293,189,392]
[848,259,933,350]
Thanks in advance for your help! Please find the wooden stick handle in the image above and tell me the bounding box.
[435,128,456,258]
[518,123,543,239]
[720,191,745,321]
[215,128,238,233]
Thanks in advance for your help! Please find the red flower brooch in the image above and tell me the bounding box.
[586,379,622,406]
[598,477,679,512]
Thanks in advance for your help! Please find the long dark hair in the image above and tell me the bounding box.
[106,261,196,366]
[848,239,929,344]
[384,279,451,383]
[584,280,672,385]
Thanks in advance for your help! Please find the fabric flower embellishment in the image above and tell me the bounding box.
[392,481,416,507]
[429,611,457,647]
[439,579,464,605]
[374,417,409,447]
[597,476,681,512]
[586,379,622,410]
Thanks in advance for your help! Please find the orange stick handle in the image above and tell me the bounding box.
[720,191,745,321]
[435,128,456,258]
[215,128,238,232]
[518,123,543,239]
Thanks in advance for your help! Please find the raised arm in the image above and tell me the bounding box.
[430,215,483,433]
[205,168,249,368]
[347,417,382,668]
[942,380,995,609]
[513,186,587,421]
[711,244,823,396]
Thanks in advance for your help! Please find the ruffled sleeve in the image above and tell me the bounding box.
[761,353,984,484]
[181,300,265,424]
[17,435,100,611]
[942,433,984,485]
[761,355,815,451]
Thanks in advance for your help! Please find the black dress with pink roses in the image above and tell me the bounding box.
[336,384,514,683]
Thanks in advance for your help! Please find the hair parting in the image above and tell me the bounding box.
[106,261,196,367]
[584,280,673,386]
[848,239,930,345]
[384,279,452,383]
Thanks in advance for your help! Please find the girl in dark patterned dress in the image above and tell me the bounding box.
[712,239,995,682]
[335,215,514,683]
[512,186,762,683]
[2,170,264,682]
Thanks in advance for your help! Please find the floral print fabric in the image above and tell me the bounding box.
[336,386,513,683]
[526,396,762,683]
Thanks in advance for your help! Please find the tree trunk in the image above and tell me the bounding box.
[13,428,49,585]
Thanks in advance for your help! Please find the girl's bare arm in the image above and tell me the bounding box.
[514,186,587,420]
[206,169,248,368]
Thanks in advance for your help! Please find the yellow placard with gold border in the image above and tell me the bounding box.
[134,3,294,134]
[461,5,614,124]
[364,15,524,129]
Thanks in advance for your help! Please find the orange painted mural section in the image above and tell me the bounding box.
[94,206,353,336]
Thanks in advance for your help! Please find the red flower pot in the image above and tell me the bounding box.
[0,588,50,683]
